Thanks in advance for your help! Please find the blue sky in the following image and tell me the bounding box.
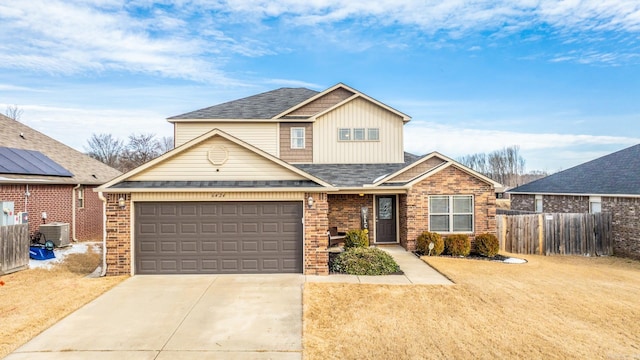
[1,1,639,172]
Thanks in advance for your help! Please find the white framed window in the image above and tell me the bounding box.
[589,196,602,213]
[368,128,379,141]
[290,127,305,149]
[535,195,543,213]
[77,187,85,208]
[338,128,351,141]
[429,195,474,233]
[354,128,365,141]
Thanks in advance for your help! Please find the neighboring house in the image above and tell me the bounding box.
[509,144,640,260]
[0,114,121,241]
[97,83,500,275]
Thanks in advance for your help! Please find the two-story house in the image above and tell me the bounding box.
[97,83,499,275]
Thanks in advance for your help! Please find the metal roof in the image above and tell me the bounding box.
[0,146,73,177]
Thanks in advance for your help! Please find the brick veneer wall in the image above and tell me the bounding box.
[304,192,329,275]
[404,166,496,251]
[105,193,131,276]
[511,194,640,259]
[0,184,104,241]
[327,194,374,241]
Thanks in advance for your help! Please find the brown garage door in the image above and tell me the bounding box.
[135,201,303,274]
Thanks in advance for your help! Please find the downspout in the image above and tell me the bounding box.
[72,184,81,242]
[98,191,108,277]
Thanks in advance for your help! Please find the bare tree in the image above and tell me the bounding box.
[120,133,162,172]
[4,104,23,121]
[458,145,532,187]
[158,136,174,154]
[85,133,124,169]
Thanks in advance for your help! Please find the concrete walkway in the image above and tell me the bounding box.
[6,275,304,360]
[307,245,453,285]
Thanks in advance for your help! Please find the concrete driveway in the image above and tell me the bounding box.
[6,275,304,360]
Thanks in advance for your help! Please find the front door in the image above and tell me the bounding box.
[376,195,397,243]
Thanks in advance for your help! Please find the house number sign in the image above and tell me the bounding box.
[211,193,227,198]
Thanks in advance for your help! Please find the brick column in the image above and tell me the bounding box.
[105,193,131,276]
[304,192,329,275]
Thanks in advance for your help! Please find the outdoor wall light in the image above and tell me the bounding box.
[118,197,126,209]
[307,196,314,209]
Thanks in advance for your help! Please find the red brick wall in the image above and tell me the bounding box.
[105,193,131,276]
[511,194,640,260]
[327,194,374,241]
[405,166,496,251]
[0,184,104,241]
[304,192,329,275]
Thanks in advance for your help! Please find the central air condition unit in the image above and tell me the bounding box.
[39,222,71,247]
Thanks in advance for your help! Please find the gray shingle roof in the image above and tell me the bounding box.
[169,88,319,120]
[510,144,640,195]
[110,180,322,189]
[293,153,422,187]
[0,115,121,185]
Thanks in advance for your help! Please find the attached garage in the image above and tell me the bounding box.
[134,201,303,274]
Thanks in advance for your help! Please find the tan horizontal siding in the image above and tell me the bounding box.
[279,123,313,163]
[313,97,404,164]
[132,192,305,202]
[130,136,305,181]
[285,88,354,117]
[175,122,278,155]
[387,157,446,182]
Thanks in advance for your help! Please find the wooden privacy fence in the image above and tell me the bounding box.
[0,224,30,275]
[497,213,613,256]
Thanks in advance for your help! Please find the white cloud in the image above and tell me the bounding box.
[404,121,640,171]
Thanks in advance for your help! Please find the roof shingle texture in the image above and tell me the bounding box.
[0,114,121,185]
[169,88,319,120]
[294,153,422,187]
[510,144,640,195]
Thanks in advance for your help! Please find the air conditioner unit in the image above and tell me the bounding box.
[39,222,70,247]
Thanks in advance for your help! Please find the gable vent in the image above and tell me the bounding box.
[208,145,228,166]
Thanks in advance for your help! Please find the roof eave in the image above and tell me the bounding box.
[508,191,640,198]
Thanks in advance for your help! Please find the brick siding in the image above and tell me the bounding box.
[327,194,375,241]
[403,166,496,251]
[0,184,104,241]
[304,192,329,275]
[104,193,131,276]
[511,194,640,260]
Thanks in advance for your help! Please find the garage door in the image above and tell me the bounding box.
[135,201,303,274]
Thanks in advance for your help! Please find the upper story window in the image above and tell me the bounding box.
[589,196,602,213]
[535,195,543,213]
[338,127,379,141]
[338,128,351,141]
[429,195,474,233]
[368,128,379,141]
[290,127,305,149]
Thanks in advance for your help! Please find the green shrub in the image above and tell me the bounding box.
[416,231,444,256]
[343,229,369,249]
[473,233,500,257]
[330,247,400,275]
[444,234,471,257]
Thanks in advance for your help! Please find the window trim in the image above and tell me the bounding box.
[353,128,365,141]
[535,195,543,213]
[428,195,474,233]
[589,196,602,214]
[367,128,380,141]
[77,186,85,209]
[290,127,305,149]
[338,128,351,141]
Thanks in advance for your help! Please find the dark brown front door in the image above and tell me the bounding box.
[376,195,397,243]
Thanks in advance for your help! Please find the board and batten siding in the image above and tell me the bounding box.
[130,136,306,181]
[313,97,404,164]
[174,122,278,156]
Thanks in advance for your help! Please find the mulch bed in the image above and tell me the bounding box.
[413,251,512,262]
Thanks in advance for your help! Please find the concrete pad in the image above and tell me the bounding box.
[379,245,454,285]
[164,275,302,352]
[4,351,159,360]
[156,351,301,359]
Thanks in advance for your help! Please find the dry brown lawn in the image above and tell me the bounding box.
[304,254,640,360]
[0,245,126,358]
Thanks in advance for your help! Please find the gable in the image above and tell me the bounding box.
[129,135,307,182]
[386,156,446,183]
[282,88,355,118]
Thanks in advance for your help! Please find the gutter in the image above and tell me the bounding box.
[72,184,81,242]
[98,191,108,277]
